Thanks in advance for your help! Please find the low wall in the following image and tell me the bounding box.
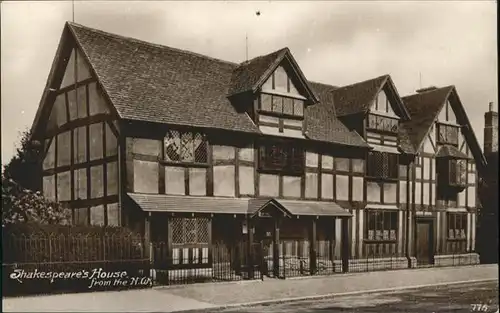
[347,257,412,272]
[433,253,480,267]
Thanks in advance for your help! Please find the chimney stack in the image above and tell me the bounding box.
[484,102,498,155]
[416,86,438,93]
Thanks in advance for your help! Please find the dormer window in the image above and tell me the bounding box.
[260,94,304,117]
[437,123,459,146]
[367,113,399,134]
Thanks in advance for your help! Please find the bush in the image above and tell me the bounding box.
[2,178,71,226]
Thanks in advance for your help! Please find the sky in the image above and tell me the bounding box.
[1,1,497,164]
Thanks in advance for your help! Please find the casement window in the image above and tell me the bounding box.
[366,151,398,179]
[436,124,459,146]
[258,141,304,174]
[447,213,467,241]
[164,130,208,163]
[171,217,209,245]
[366,210,398,242]
[260,94,304,117]
[367,114,399,133]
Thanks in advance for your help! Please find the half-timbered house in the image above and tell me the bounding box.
[30,22,487,281]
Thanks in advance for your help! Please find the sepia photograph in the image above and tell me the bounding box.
[1,1,498,312]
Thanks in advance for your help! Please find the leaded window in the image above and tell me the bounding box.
[447,213,467,240]
[171,217,210,245]
[260,94,304,117]
[367,114,399,133]
[259,141,304,174]
[366,151,398,179]
[164,130,207,163]
[366,211,398,242]
[437,124,459,146]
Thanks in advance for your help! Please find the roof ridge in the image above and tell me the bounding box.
[333,74,389,91]
[309,80,339,89]
[237,47,288,67]
[67,21,239,67]
[401,85,454,99]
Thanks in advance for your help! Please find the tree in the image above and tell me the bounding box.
[2,130,43,192]
[2,177,71,227]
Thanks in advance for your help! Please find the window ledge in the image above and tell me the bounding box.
[365,176,399,183]
[446,238,467,242]
[160,160,210,168]
[257,168,303,176]
[363,239,397,244]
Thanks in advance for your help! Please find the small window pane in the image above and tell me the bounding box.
[283,98,293,115]
[261,94,272,111]
[272,95,283,113]
[294,99,304,116]
[165,130,181,161]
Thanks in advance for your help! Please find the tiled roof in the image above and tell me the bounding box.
[228,48,288,96]
[69,23,259,135]
[332,75,389,117]
[307,82,368,147]
[67,22,367,148]
[277,199,352,217]
[400,86,454,152]
[435,145,471,159]
[129,193,351,217]
[128,193,250,214]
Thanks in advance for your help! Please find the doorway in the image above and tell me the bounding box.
[415,219,435,266]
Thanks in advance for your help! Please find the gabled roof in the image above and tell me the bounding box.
[228,48,287,96]
[30,22,368,149]
[401,86,487,171]
[400,86,454,152]
[332,74,410,120]
[228,47,320,104]
[68,22,260,135]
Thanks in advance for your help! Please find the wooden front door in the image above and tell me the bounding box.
[416,219,434,265]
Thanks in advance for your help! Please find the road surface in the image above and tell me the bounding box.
[206,281,498,313]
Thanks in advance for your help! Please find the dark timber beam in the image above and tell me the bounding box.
[273,217,280,278]
[144,212,152,261]
[246,217,254,279]
[341,217,350,273]
[310,217,317,275]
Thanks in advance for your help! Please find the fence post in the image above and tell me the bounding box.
[309,218,317,275]
[49,237,52,263]
[246,217,254,279]
[103,235,106,261]
[341,217,350,273]
[144,212,152,261]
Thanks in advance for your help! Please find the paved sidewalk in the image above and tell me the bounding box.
[3,265,498,312]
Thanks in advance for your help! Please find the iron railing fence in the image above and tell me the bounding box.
[3,233,480,291]
[2,233,150,296]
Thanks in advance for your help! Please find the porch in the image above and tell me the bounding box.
[128,193,351,284]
